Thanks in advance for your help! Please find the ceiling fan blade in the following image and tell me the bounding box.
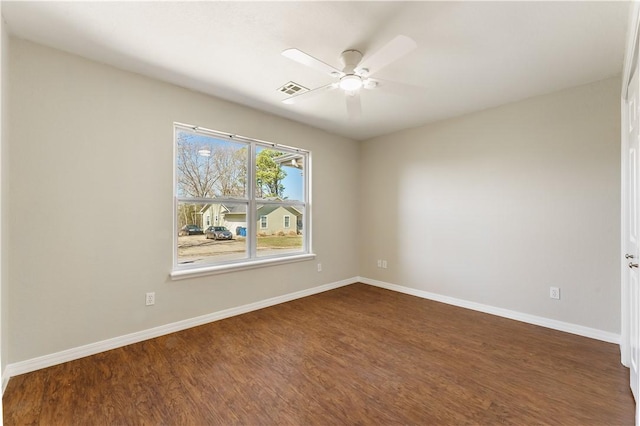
[282,83,337,104]
[346,92,362,120]
[366,78,427,97]
[356,35,417,76]
[282,48,344,77]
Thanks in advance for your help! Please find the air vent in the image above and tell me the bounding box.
[278,81,309,96]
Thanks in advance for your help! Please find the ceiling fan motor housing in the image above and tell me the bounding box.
[340,49,363,73]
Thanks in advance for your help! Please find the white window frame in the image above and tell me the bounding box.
[284,215,291,228]
[260,215,268,229]
[171,123,314,279]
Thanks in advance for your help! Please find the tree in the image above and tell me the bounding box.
[176,133,218,198]
[178,203,200,229]
[212,145,247,197]
[256,149,287,198]
[176,132,247,198]
[176,132,248,228]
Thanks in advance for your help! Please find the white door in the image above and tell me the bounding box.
[626,66,640,404]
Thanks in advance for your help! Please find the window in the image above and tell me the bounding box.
[172,123,311,277]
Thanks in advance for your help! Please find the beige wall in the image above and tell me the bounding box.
[1,14,9,378]
[7,39,360,363]
[360,77,622,333]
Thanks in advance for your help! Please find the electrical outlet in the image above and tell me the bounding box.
[146,292,155,306]
[550,287,560,300]
[382,260,388,269]
[317,263,322,272]
[377,259,382,268]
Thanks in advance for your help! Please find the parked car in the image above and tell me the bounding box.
[205,226,233,240]
[179,224,203,236]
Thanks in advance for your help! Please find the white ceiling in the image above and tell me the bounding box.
[1,1,630,141]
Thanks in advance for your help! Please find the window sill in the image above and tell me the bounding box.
[170,253,316,280]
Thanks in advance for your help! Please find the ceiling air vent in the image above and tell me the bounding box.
[278,81,309,96]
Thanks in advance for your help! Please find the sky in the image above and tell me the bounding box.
[281,164,304,201]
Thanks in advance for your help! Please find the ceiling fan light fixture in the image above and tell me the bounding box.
[339,75,363,91]
[198,148,211,157]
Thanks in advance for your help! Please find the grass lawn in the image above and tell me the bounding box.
[257,235,303,248]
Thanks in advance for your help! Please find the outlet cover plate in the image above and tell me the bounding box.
[146,292,155,306]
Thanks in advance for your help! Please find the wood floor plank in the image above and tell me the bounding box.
[3,283,635,425]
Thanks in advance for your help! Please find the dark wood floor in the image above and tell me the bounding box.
[3,283,635,425]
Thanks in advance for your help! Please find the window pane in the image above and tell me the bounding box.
[176,129,248,198]
[177,202,247,265]
[256,204,304,257]
[255,146,304,201]
[174,124,310,273]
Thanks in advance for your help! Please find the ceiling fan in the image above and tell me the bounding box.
[281,35,417,119]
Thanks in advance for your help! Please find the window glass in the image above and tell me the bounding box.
[256,204,304,257]
[176,129,247,198]
[256,146,304,201]
[177,202,247,265]
[174,124,309,272]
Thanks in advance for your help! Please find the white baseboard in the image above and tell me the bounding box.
[3,276,621,394]
[2,277,355,392]
[2,367,8,394]
[358,277,621,344]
